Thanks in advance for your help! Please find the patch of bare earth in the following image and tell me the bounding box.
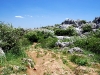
[26,43,99,75]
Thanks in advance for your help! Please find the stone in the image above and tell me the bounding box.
[21,58,34,69]
[92,29,97,32]
[88,54,94,57]
[13,65,19,71]
[55,36,64,40]
[55,41,73,48]
[59,24,71,30]
[75,27,82,35]
[0,47,5,57]
[68,47,83,54]
[68,49,74,54]
[73,47,83,53]
[63,36,71,39]
[83,32,90,36]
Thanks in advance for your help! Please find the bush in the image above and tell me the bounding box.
[25,31,39,43]
[33,29,54,38]
[40,37,57,48]
[92,29,100,38]
[0,22,29,56]
[74,37,100,54]
[70,55,88,66]
[54,26,77,36]
[82,24,92,33]
[25,29,54,43]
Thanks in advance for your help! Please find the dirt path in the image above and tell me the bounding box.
[26,43,75,75]
[26,43,99,75]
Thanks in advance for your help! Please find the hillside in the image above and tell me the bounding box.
[0,17,100,75]
[26,43,100,75]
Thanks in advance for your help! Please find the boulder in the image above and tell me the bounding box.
[73,47,83,53]
[68,47,83,54]
[76,19,83,26]
[55,36,64,40]
[0,47,5,57]
[75,27,82,35]
[68,48,74,54]
[59,24,71,30]
[88,54,94,57]
[63,36,71,39]
[92,29,97,32]
[83,32,90,36]
[55,41,73,48]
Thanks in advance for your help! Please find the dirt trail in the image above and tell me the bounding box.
[26,43,75,75]
[26,43,99,75]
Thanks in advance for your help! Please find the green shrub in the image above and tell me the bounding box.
[25,31,39,43]
[0,22,28,56]
[74,37,100,54]
[25,29,54,43]
[54,26,77,36]
[70,55,88,66]
[54,29,64,36]
[82,24,92,33]
[66,26,77,36]
[19,38,31,47]
[92,29,100,38]
[40,37,57,48]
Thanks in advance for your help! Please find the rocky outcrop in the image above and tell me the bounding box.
[68,47,83,54]
[55,41,73,48]
[93,17,100,24]
[62,19,75,25]
[55,36,71,40]
[59,24,71,30]
[61,19,85,27]
[59,17,100,35]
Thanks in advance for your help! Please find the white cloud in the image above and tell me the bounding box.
[15,16,24,18]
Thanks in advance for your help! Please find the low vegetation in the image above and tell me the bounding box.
[54,26,77,36]
[0,20,100,75]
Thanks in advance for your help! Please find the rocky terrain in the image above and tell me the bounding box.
[0,17,100,75]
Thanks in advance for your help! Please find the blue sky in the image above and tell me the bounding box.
[0,0,100,28]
